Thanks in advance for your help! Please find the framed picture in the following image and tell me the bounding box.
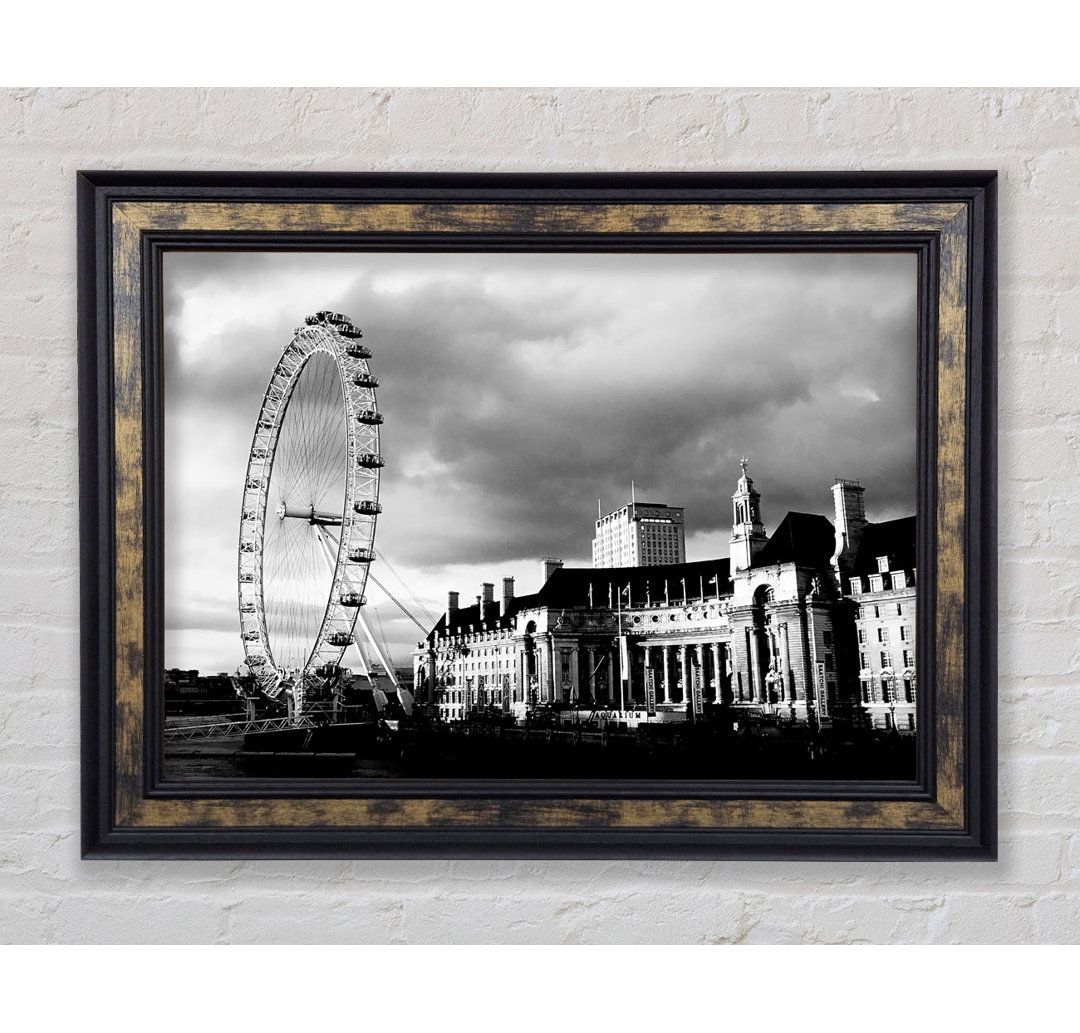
[78,171,996,857]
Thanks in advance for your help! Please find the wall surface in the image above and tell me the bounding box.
[1,87,1077,944]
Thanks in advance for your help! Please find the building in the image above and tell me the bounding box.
[164,669,243,716]
[592,499,685,568]
[848,512,918,732]
[415,465,915,732]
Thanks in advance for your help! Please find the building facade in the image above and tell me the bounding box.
[415,467,915,732]
[848,517,918,732]
[592,500,686,568]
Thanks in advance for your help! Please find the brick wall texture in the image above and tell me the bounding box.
[1,87,1076,943]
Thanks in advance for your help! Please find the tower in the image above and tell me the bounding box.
[730,457,768,571]
[830,478,867,572]
[592,500,685,567]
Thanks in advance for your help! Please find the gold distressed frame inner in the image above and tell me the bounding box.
[110,200,969,832]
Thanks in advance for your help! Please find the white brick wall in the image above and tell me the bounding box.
[1,87,1076,944]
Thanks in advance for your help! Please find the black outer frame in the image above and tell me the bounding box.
[78,171,997,859]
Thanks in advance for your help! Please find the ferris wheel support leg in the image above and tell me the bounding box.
[317,527,401,695]
[315,527,376,685]
[355,610,401,691]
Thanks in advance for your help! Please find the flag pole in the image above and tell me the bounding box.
[616,585,624,711]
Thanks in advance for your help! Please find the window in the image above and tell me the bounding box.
[877,628,889,643]
[874,605,881,619]
[900,625,911,641]
[903,678,915,703]
[869,575,884,592]
[850,579,862,595]
[861,680,870,703]
[881,678,892,703]
[858,628,867,644]
[903,649,915,669]
[908,714,916,730]
[824,653,835,672]
[880,651,892,668]
[876,555,890,573]
[859,652,869,670]
[892,571,907,590]
[896,603,903,616]
[823,630,833,646]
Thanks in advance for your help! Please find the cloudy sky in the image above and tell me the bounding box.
[163,249,917,673]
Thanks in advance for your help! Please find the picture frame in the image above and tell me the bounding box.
[78,170,996,858]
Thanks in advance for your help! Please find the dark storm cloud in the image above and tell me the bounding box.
[334,253,916,566]
[163,250,916,666]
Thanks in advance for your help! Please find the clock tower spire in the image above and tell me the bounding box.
[730,457,768,571]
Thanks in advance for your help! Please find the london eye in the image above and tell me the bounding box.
[237,311,391,715]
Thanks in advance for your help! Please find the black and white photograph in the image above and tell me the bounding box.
[163,248,919,781]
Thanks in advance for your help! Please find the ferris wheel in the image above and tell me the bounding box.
[237,311,392,714]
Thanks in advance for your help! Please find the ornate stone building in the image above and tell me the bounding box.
[413,465,916,732]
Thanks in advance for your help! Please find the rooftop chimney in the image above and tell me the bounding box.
[501,577,515,617]
[481,582,495,622]
[540,557,563,585]
[447,591,459,617]
[831,479,867,572]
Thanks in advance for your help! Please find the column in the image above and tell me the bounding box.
[767,630,777,702]
[688,644,697,705]
[662,644,672,703]
[750,628,764,703]
[643,639,652,704]
[780,622,793,702]
[624,639,633,708]
[585,646,595,702]
[606,648,615,703]
[569,645,580,706]
[712,642,722,703]
[680,644,689,705]
[548,634,557,703]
